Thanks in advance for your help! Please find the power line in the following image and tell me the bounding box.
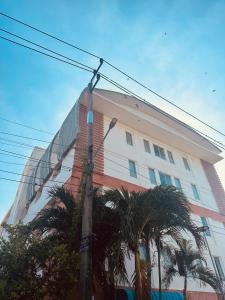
[1,12,225,140]
[0,147,72,171]
[0,130,76,149]
[0,11,100,59]
[100,74,225,151]
[0,136,219,197]
[0,35,93,74]
[0,28,93,72]
[1,29,225,152]
[0,115,53,135]
[0,176,78,192]
[104,59,225,140]
[0,136,77,160]
[0,158,71,170]
[0,168,79,188]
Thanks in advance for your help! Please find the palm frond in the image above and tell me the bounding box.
[192,265,223,294]
[48,186,76,212]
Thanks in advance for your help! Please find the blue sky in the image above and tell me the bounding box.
[0,0,225,222]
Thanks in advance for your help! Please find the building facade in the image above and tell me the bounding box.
[1,88,225,299]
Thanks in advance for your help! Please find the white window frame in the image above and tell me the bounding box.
[183,157,191,171]
[126,131,133,146]
[143,139,151,153]
[191,184,200,201]
[167,150,175,164]
[174,177,182,190]
[154,144,166,160]
[159,171,172,186]
[200,216,211,236]
[148,168,157,185]
[128,160,137,178]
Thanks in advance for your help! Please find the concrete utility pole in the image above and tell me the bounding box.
[80,59,103,300]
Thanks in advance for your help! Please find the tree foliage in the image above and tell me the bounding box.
[0,222,79,300]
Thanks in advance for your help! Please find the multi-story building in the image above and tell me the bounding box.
[1,88,225,299]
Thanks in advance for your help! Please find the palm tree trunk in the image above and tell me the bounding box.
[145,236,152,300]
[134,250,142,300]
[183,273,187,300]
[156,238,162,300]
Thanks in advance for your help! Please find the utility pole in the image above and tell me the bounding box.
[80,59,103,300]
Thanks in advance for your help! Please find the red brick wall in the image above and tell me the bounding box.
[71,100,104,194]
[187,291,218,300]
[74,103,104,174]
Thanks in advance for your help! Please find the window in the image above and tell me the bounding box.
[126,132,133,146]
[154,144,166,160]
[129,160,137,178]
[174,177,182,190]
[159,172,172,186]
[191,184,200,201]
[214,257,225,281]
[167,150,175,164]
[143,139,151,153]
[149,168,157,185]
[200,217,211,236]
[183,157,190,171]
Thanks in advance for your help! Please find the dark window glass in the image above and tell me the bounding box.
[174,177,182,190]
[183,157,190,171]
[167,150,175,164]
[129,160,137,178]
[159,172,172,186]
[200,217,211,236]
[149,168,157,185]
[154,144,166,160]
[191,184,200,200]
[144,139,151,153]
[126,132,133,146]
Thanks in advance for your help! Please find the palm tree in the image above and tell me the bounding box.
[163,239,222,300]
[102,188,154,300]
[31,186,128,299]
[103,186,203,300]
[143,185,203,300]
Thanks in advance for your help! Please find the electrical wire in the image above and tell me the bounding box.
[0,130,76,149]
[0,115,53,135]
[100,74,225,151]
[0,35,93,74]
[0,147,72,171]
[0,176,78,192]
[0,15,225,226]
[0,11,100,59]
[1,11,225,140]
[0,130,222,201]
[0,136,77,160]
[0,28,94,72]
[1,30,225,152]
[0,168,79,188]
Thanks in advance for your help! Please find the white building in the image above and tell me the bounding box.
[1,88,225,300]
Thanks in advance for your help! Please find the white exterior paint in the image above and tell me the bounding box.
[104,116,219,212]
[103,114,225,294]
[1,88,225,297]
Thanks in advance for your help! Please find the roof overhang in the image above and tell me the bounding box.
[80,88,223,164]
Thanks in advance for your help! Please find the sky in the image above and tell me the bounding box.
[0,0,225,222]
